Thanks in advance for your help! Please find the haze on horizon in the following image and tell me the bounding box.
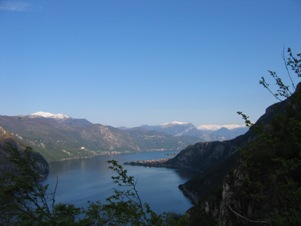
[0,0,300,127]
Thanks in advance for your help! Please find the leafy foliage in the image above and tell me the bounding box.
[237,111,254,128]
[259,48,300,101]
[234,49,301,225]
[2,48,300,226]
[237,99,301,225]
[187,48,301,226]
[287,48,301,79]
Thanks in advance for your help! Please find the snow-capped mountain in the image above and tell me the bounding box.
[137,122,248,141]
[162,121,191,126]
[162,121,199,137]
[197,124,245,131]
[31,111,71,120]
[0,115,200,162]
[137,121,199,137]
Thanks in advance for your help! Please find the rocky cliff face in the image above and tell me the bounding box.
[185,83,301,225]
[0,127,49,180]
[164,127,251,204]
[171,82,298,205]
[166,141,237,172]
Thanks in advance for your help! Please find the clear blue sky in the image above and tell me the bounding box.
[0,0,300,127]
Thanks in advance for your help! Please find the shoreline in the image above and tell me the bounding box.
[125,158,201,206]
[48,149,179,163]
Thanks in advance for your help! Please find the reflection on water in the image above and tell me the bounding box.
[43,151,197,214]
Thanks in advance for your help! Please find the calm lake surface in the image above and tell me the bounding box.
[43,151,197,214]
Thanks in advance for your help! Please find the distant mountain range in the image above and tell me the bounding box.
[132,121,248,142]
[0,112,247,162]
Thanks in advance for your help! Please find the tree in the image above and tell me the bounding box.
[234,48,301,225]
[0,145,58,225]
[259,48,300,101]
[191,48,301,226]
[81,159,162,226]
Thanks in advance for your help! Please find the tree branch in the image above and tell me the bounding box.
[227,204,269,224]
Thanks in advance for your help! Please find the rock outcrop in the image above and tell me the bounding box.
[0,127,49,180]
[187,83,301,225]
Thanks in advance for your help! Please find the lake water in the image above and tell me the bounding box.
[43,151,197,214]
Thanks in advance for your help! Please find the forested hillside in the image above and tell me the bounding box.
[186,49,301,225]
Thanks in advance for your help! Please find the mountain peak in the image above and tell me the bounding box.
[197,124,245,131]
[31,111,70,120]
[163,121,191,126]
